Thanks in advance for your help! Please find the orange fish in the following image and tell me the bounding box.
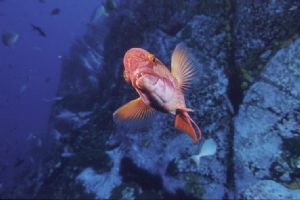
[113,44,202,144]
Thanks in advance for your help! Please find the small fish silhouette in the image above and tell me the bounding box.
[50,8,61,16]
[2,32,19,47]
[31,24,46,37]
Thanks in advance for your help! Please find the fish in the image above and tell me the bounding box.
[31,24,46,37]
[50,8,61,16]
[42,96,64,103]
[14,158,25,168]
[191,138,217,167]
[32,46,42,51]
[2,32,19,47]
[26,133,37,141]
[113,44,202,144]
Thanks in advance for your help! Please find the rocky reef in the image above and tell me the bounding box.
[234,37,300,199]
[18,0,300,199]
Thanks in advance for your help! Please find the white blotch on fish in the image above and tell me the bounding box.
[191,138,217,167]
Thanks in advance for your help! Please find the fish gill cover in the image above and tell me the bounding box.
[1,0,300,199]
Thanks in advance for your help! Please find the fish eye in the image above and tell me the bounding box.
[147,54,156,63]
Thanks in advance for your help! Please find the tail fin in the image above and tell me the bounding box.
[175,110,202,144]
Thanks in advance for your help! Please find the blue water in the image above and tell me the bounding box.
[1,1,300,199]
[0,0,99,191]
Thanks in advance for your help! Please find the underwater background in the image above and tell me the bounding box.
[1,0,300,199]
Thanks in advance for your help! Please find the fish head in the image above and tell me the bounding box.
[123,48,159,84]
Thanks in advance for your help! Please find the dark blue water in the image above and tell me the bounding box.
[1,1,300,199]
[0,0,99,192]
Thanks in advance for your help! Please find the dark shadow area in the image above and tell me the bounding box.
[120,157,163,191]
[120,157,198,200]
[226,0,243,115]
[164,189,199,200]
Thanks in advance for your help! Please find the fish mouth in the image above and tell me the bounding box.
[136,72,143,79]
[135,72,159,91]
[135,72,144,89]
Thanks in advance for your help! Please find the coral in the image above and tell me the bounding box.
[76,148,122,199]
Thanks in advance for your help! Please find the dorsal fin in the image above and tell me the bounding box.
[171,43,197,91]
[113,97,155,121]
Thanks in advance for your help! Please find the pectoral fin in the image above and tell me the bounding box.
[113,98,155,121]
[171,43,197,91]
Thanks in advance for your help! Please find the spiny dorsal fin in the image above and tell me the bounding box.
[171,43,197,91]
[113,97,155,121]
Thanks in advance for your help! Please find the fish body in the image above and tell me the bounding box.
[114,44,202,144]
[2,32,19,47]
[124,48,184,114]
[50,8,61,15]
[31,24,46,37]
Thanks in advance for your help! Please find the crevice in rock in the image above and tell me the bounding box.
[119,157,197,199]
[120,157,163,191]
[226,0,244,115]
[226,122,236,196]
[224,0,240,197]
[226,69,243,114]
